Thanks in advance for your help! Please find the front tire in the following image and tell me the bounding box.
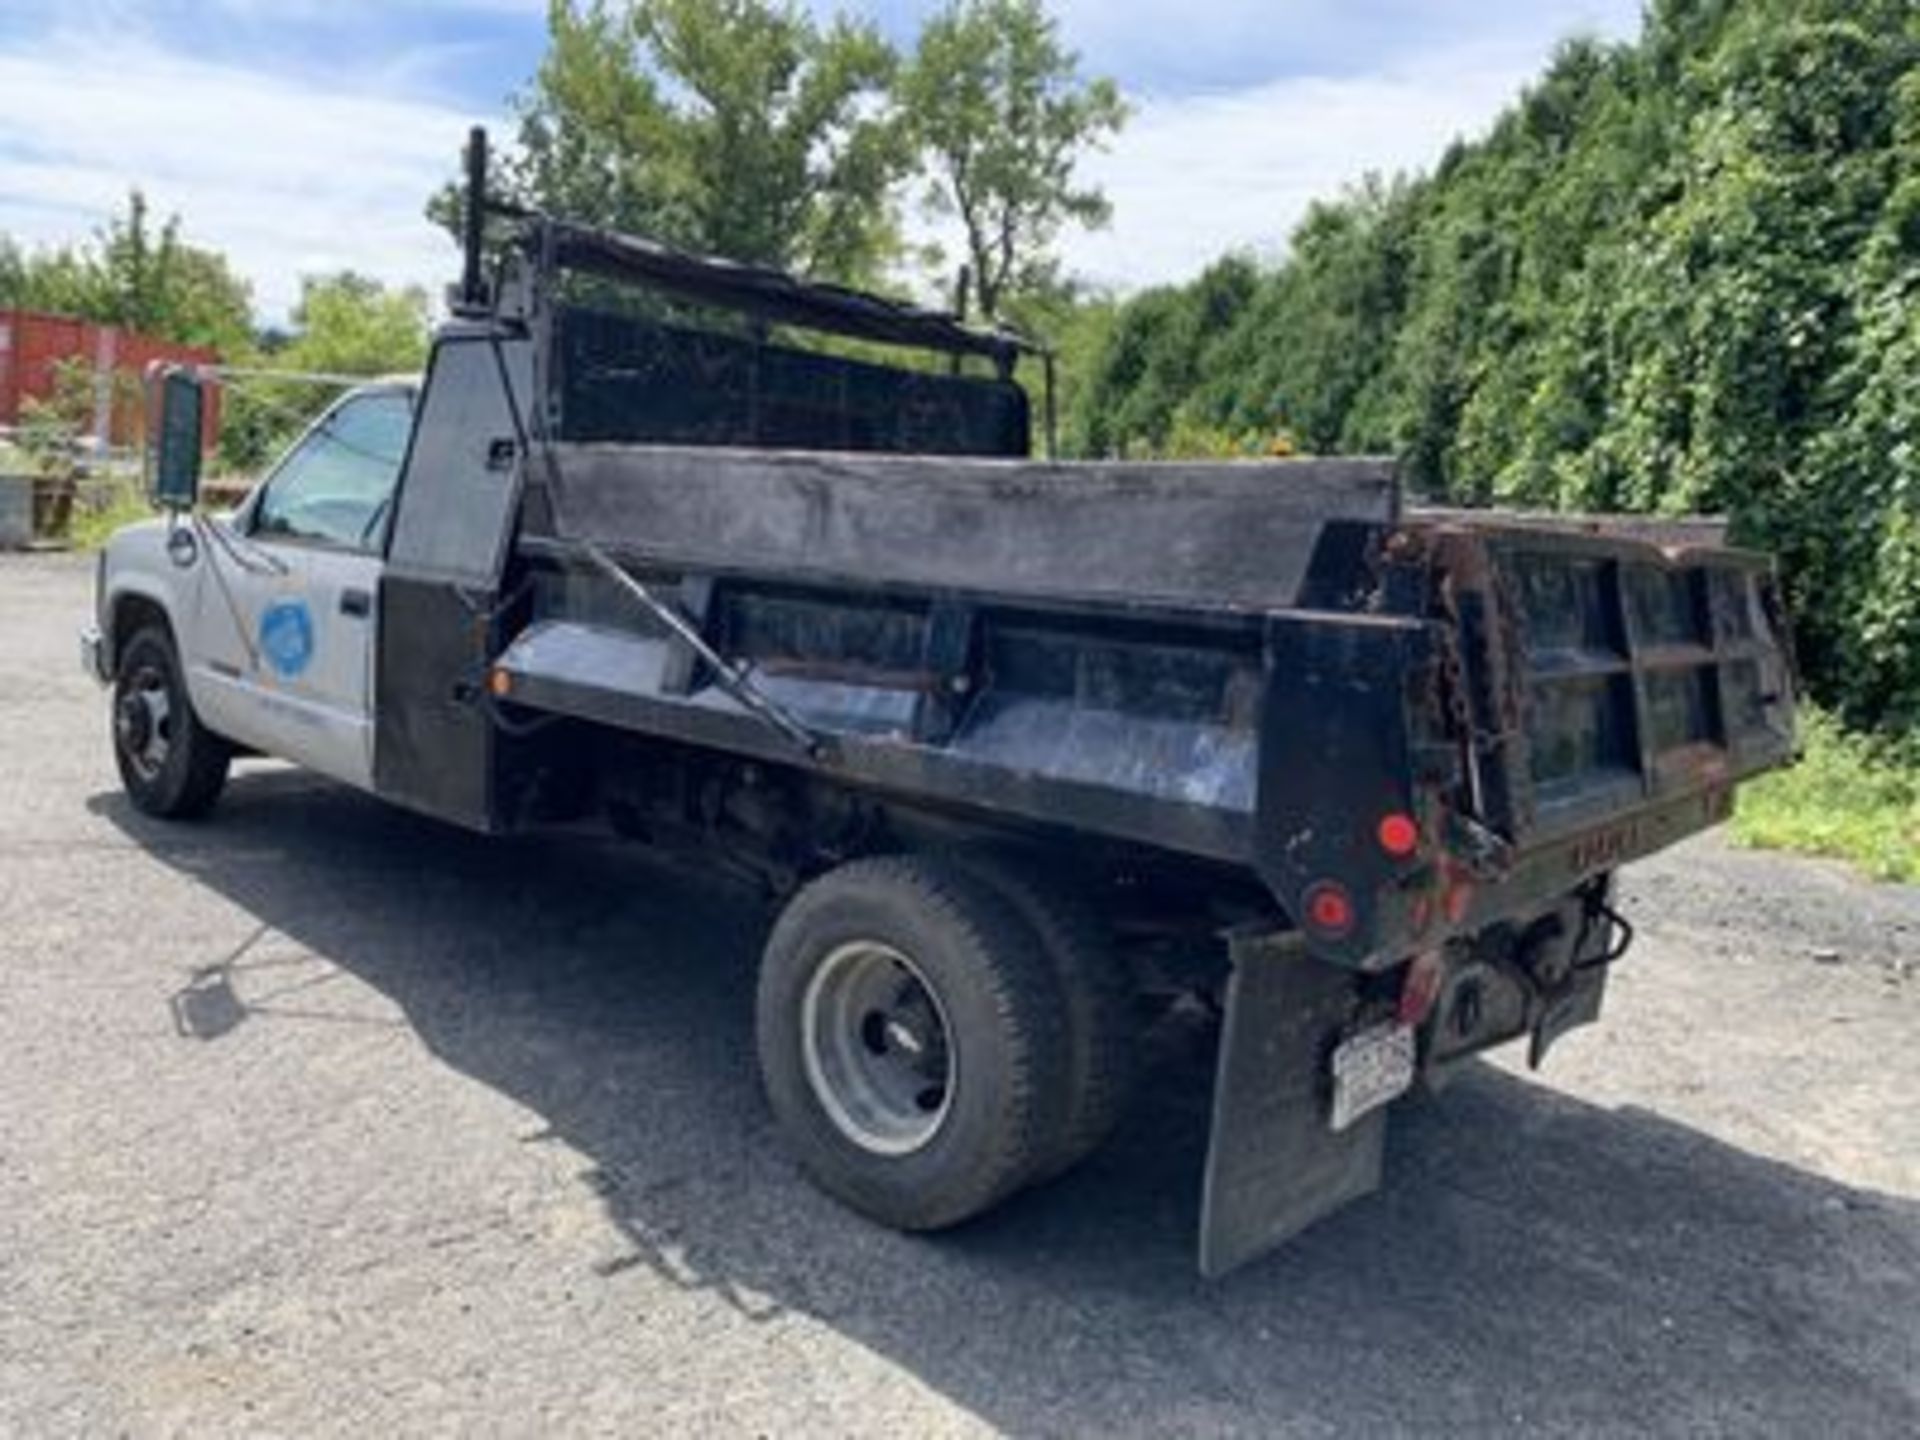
[112,625,230,819]
[756,854,1067,1231]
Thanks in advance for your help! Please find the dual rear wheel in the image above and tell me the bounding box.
[755,851,1136,1231]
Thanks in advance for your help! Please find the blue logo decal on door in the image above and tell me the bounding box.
[259,600,315,678]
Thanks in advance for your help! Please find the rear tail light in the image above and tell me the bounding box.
[1376,812,1420,858]
[1303,881,1355,938]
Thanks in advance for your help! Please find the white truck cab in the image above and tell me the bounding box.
[83,379,417,811]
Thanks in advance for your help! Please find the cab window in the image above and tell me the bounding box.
[252,390,413,551]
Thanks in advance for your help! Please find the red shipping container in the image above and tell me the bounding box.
[0,309,221,450]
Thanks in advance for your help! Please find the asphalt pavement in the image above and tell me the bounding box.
[2,551,1916,1436]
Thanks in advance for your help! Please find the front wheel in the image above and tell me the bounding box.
[756,854,1067,1231]
[112,625,230,819]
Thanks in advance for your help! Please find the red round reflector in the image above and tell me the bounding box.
[1376,812,1420,858]
[1304,881,1355,937]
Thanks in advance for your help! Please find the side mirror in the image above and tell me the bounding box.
[147,364,204,510]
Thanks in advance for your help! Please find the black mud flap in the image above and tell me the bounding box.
[1198,929,1385,1278]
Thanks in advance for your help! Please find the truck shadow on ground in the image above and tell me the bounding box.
[94,769,1920,1435]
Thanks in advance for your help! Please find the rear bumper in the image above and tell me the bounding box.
[79,626,108,685]
[1200,878,1621,1277]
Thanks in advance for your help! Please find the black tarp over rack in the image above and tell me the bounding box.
[552,307,1032,457]
[529,222,1037,458]
[539,222,1032,365]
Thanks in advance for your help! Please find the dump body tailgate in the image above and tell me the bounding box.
[1423,517,1797,930]
[1452,526,1792,830]
[1244,512,1797,969]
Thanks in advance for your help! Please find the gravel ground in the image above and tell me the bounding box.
[2,550,1916,1437]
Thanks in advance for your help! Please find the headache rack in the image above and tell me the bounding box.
[1442,524,1797,846]
[454,127,1056,461]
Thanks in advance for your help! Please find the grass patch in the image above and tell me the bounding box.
[67,475,154,551]
[1732,708,1920,882]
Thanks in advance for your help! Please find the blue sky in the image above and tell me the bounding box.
[0,0,1643,322]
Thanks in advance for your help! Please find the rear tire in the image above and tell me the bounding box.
[112,625,230,820]
[948,851,1138,1181]
[756,854,1067,1231]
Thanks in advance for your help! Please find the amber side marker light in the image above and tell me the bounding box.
[488,667,513,698]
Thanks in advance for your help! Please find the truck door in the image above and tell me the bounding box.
[188,387,414,789]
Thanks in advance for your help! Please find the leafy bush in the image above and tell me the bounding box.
[0,439,42,478]
[68,475,152,552]
[1732,708,1920,881]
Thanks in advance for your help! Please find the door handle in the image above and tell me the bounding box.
[340,587,372,618]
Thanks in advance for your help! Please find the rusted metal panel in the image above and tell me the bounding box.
[544,444,1399,614]
[1410,505,1732,552]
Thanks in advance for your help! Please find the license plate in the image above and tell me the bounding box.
[1328,1023,1416,1132]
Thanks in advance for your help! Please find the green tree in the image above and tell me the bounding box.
[281,272,430,377]
[1068,254,1256,455]
[218,273,429,472]
[93,191,252,353]
[0,235,24,305]
[0,236,97,318]
[899,0,1125,322]
[0,192,252,356]
[465,0,903,283]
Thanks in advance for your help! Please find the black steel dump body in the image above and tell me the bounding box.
[373,205,1797,1274]
[380,212,1797,971]
[490,449,1794,964]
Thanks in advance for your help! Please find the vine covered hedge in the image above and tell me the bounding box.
[1072,0,1920,731]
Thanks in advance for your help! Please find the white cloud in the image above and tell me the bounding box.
[0,31,475,325]
[0,5,1642,327]
[1057,36,1601,290]
[1046,0,1641,89]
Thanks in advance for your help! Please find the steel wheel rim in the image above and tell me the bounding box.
[801,940,955,1156]
[114,663,172,781]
